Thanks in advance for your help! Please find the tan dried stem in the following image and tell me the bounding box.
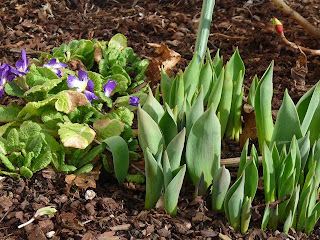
[271,0,320,39]
[279,32,320,55]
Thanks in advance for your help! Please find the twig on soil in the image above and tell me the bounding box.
[131,163,145,176]
[221,156,262,167]
[279,32,320,55]
[9,48,42,56]
[271,0,320,39]
[251,194,290,211]
[209,33,248,40]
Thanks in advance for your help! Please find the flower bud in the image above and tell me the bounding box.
[272,17,283,34]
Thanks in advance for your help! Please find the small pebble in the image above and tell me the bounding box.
[46,231,55,238]
[85,190,96,200]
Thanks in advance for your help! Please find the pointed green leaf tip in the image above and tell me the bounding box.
[186,105,221,192]
[272,17,283,27]
[103,136,129,185]
[137,105,164,155]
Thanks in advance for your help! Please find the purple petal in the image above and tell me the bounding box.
[0,72,7,86]
[14,50,28,74]
[103,80,116,98]
[0,87,4,98]
[52,68,62,78]
[84,90,99,103]
[78,70,89,82]
[0,64,16,81]
[129,96,140,106]
[15,60,25,72]
[43,58,67,69]
[67,75,87,92]
[21,49,28,70]
[86,79,95,93]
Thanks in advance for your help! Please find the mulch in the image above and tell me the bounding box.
[1,0,320,239]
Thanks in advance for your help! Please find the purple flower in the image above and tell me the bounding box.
[0,63,17,82]
[67,70,99,103]
[43,58,68,78]
[129,96,140,106]
[0,65,12,98]
[103,79,116,98]
[14,50,29,76]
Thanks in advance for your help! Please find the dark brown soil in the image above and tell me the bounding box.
[1,0,320,239]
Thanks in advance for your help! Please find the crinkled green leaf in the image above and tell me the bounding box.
[26,64,60,87]
[111,65,131,84]
[0,105,21,123]
[24,77,64,97]
[74,164,94,175]
[41,109,64,129]
[18,91,89,118]
[0,153,15,171]
[31,150,52,172]
[108,33,127,49]
[58,122,96,149]
[26,134,43,159]
[20,166,33,178]
[5,81,25,97]
[19,121,42,142]
[87,71,104,92]
[108,107,134,126]
[6,128,19,152]
[93,118,124,141]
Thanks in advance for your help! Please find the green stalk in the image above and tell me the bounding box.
[194,0,215,63]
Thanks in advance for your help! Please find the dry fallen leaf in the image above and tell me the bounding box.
[146,43,181,83]
[240,103,257,148]
[291,51,308,91]
[69,58,87,72]
[65,166,101,189]
[94,44,103,63]
[60,212,84,230]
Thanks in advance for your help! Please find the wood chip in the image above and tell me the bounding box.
[110,224,131,231]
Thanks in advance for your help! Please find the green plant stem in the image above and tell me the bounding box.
[194,0,215,63]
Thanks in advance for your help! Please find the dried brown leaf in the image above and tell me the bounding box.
[65,166,100,189]
[240,104,257,148]
[146,43,181,83]
[291,51,308,91]
[69,58,87,72]
[94,44,103,63]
